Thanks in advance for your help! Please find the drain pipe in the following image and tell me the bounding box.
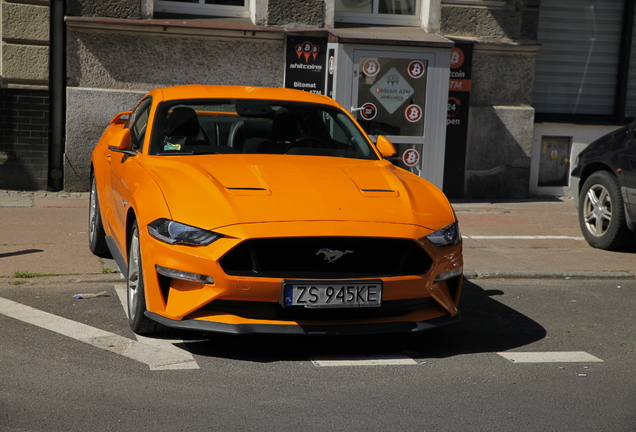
[48,0,65,191]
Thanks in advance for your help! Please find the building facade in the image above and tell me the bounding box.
[1,0,634,199]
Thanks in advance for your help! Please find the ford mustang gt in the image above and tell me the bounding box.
[89,85,463,335]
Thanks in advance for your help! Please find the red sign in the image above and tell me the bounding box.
[362,59,380,77]
[407,60,425,79]
[403,149,420,167]
[404,104,422,123]
[359,103,377,120]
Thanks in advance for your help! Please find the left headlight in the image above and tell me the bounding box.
[424,222,461,246]
[148,218,222,246]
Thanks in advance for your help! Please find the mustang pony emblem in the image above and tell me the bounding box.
[316,248,354,263]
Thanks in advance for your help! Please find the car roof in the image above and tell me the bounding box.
[151,85,338,106]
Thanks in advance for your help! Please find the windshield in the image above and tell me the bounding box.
[149,99,377,160]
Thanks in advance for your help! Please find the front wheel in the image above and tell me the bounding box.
[578,171,630,250]
[88,175,110,257]
[127,221,167,335]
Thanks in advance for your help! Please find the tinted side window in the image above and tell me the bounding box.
[128,98,152,151]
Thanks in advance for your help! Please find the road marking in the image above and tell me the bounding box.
[113,283,199,369]
[498,351,603,363]
[464,235,584,241]
[311,355,418,367]
[0,296,198,370]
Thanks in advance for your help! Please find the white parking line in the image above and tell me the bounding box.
[311,355,418,367]
[464,235,585,241]
[113,283,199,369]
[498,351,603,363]
[0,296,198,370]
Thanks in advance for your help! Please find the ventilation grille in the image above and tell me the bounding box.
[219,237,433,279]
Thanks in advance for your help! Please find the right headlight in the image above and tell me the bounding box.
[148,218,222,246]
[423,222,461,246]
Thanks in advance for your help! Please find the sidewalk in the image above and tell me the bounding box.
[0,190,634,280]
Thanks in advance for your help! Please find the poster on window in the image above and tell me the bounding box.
[284,36,328,96]
[356,57,427,137]
[443,43,473,198]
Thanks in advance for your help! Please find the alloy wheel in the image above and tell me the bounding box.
[127,227,141,321]
[582,183,612,237]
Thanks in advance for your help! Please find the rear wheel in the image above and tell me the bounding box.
[578,171,630,250]
[127,221,167,335]
[88,175,110,257]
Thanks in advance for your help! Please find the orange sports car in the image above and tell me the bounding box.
[89,85,463,335]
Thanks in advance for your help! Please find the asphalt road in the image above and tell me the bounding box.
[1,277,634,431]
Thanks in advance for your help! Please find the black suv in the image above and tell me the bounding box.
[570,120,636,250]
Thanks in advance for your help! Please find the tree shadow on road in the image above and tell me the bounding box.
[180,279,546,362]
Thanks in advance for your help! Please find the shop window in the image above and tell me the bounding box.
[335,0,420,26]
[533,0,623,117]
[154,0,249,18]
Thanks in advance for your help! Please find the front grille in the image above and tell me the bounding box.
[201,297,437,321]
[219,237,433,278]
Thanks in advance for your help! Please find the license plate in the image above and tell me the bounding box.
[282,280,382,308]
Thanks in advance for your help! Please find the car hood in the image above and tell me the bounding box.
[141,155,454,233]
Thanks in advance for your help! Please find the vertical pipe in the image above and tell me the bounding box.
[48,0,65,191]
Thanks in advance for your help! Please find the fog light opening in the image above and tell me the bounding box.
[156,265,214,284]
[434,267,463,282]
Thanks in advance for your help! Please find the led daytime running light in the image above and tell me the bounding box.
[156,265,214,284]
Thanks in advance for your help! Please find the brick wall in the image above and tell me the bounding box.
[0,88,50,190]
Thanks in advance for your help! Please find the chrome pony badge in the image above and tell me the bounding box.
[316,248,353,263]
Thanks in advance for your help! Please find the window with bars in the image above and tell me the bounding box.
[334,0,420,26]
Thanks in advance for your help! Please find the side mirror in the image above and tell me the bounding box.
[107,128,136,156]
[375,135,397,157]
[110,111,132,125]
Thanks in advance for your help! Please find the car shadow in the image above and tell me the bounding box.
[174,279,546,363]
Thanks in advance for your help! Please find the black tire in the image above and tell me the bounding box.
[127,221,168,335]
[88,175,111,257]
[578,171,630,250]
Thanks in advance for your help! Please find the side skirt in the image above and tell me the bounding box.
[105,235,128,275]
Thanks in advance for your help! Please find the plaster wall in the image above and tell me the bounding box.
[441,0,539,40]
[64,28,285,190]
[1,2,49,41]
[1,1,49,85]
[2,44,49,82]
[470,48,535,106]
[67,29,284,90]
[65,87,146,191]
[66,0,141,19]
[267,0,323,27]
[465,105,535,198]
[530,123,623,197]
[440,1,540,198]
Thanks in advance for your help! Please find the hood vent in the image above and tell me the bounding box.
[360,189,399,198]
[224,187,272,196]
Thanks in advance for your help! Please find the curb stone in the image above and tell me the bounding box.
[464,270,635,280]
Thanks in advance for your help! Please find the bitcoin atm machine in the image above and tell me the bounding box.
[324,31,452,189]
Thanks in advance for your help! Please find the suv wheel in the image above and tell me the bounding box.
[578,171,630,250]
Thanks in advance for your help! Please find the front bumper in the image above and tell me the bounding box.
[145,310,461,335]
[139,220,464,334]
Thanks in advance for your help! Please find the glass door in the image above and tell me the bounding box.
[352,50,432,176]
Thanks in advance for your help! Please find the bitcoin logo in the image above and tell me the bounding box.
[362,59,380,77]
[402,149,420,167]
[450,47,465,69]
[407,60,425,79]
[404,104,422,123]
